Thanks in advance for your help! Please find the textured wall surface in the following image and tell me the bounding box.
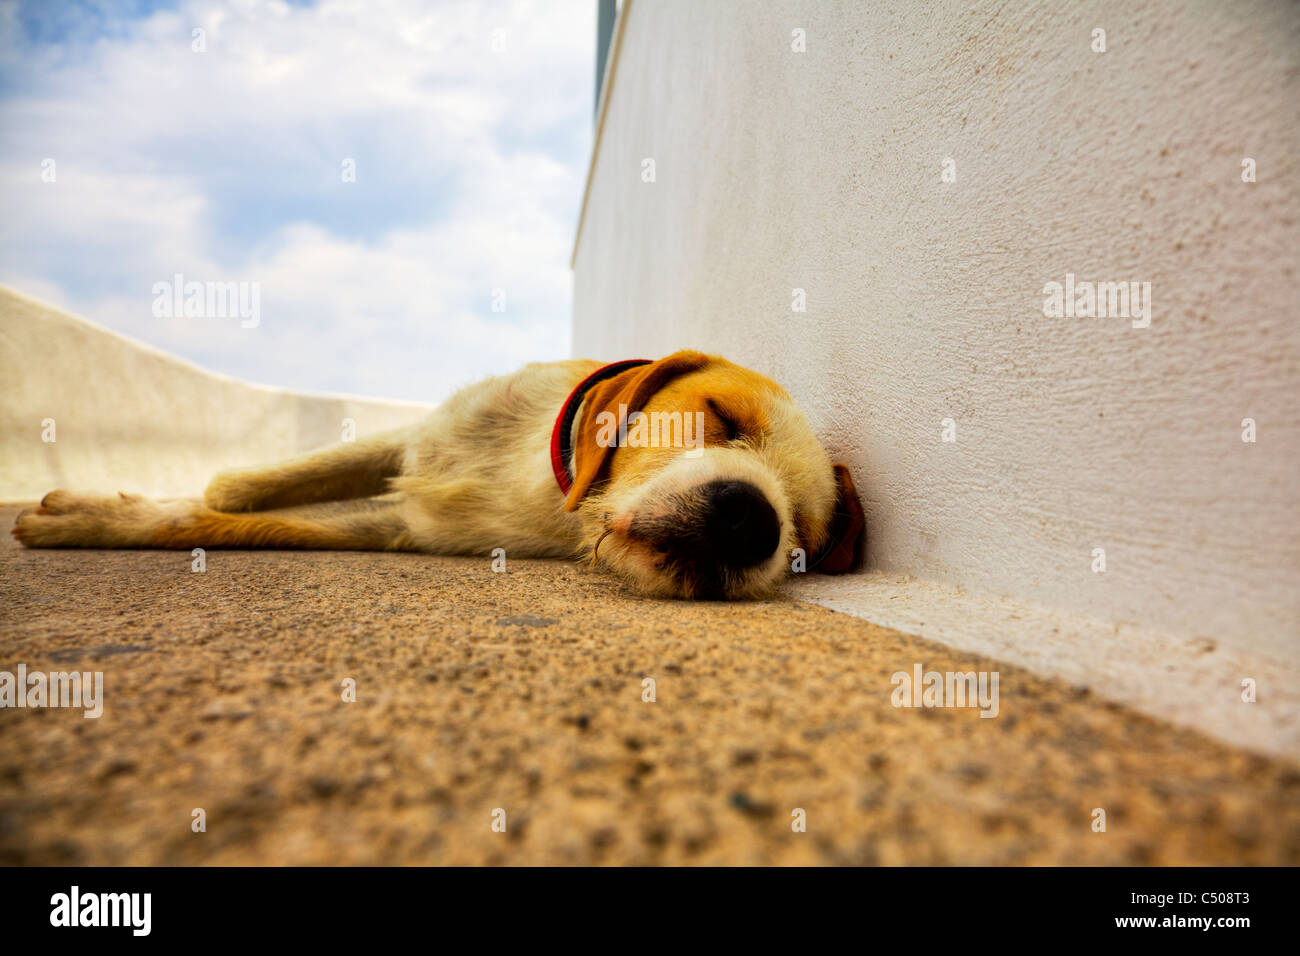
[0,287,433,501]
[573,0,1300,661]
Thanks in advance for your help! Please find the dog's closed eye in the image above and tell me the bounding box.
[706,398,742,443]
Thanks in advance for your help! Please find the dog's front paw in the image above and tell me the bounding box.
[13,490,157,548]
[204,471,259,512]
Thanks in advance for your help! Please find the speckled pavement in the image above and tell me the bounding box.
[1,505,1296,865]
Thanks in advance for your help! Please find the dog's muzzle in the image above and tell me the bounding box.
[696,480,781,569]
[623,479,779,598]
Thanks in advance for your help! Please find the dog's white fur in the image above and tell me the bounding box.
[14,354,850,599]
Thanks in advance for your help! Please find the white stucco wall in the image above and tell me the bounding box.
[0,286,433,502]
[573,1,1300,749]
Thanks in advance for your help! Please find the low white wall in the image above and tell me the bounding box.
[573,1,1300,752]
[0,286,433,502]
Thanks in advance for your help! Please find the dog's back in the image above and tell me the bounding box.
[394,359,598,557]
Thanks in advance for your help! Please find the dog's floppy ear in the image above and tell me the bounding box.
[565,351,712,512]
[811,464,866,574]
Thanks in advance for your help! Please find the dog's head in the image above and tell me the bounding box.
[564,351,865,599]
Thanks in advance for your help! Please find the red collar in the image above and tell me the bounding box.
[550,359,651,496]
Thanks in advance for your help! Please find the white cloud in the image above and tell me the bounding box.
[0,0,594,402]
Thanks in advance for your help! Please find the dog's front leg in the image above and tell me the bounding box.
[204,427,411,512]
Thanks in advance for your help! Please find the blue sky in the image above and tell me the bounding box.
[0,0,594,402]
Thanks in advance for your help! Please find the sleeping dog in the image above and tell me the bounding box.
[13,351,864,599]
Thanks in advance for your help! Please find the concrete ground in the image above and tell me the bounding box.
[1,504,1297,865]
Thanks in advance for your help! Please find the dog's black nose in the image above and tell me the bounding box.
[701,481,780,568]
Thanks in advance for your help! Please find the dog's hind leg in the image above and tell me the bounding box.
[13,491,414,552]
[203,426,412,512]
